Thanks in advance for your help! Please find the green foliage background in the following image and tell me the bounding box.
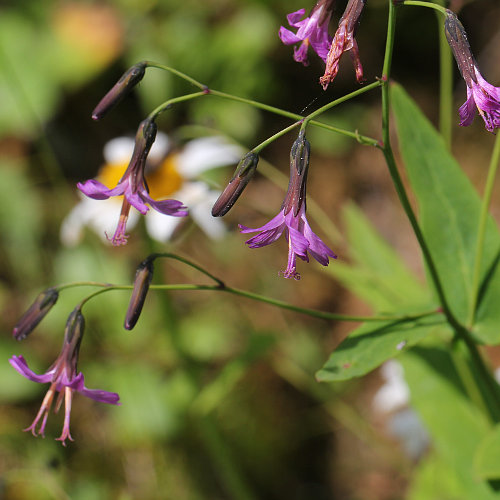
[1,0,500,499]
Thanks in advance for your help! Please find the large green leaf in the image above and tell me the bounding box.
[316,316,446,382]
[402,346,499,498]
[474,424,500,480]
[392,84,500,342]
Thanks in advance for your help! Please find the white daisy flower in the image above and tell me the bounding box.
[61,132,242,246]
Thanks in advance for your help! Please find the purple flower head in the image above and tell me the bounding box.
[320,0,366,90]
[239,131,336,279]
[77,118,188,246]
[279,0,334,66]
[445,10,500,132]
[10,308,120,446]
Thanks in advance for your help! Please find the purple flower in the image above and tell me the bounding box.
[279,0,334,66]
[239,131,336,279]
[445,10,500,132]
[320,0,365,90]
[10,309,120,445]
[77,118,188,245]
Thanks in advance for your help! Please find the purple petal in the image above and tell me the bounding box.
[459,88,476,127]
[475,69,500,102]
[77,179,123,200]
[9,355,53,384]
[279,26,302,46]
[294,42,310,66]
[69,372,121,405]
[239,212,285,234]
[287,9,307,27]
[147,196,189,217]
[287,225,309,259]
[244,226,285,248]
[301,215,336,265]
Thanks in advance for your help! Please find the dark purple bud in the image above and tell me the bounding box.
[13,288,59,341]
[124,257,155,330]
[315,0,335,26]
[444,10,477,87]
[282,130,310,216]
[211,152,259,217]
[92,61,148,121]
[62,308,85,373]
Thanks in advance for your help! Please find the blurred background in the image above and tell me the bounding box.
[1,0,500,498]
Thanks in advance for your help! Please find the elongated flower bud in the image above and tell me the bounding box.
[124,257,155,330]
[92,62,148,121]
[13,288,59,341]
[444,10,476,87]
[282,130,310,216]
[62,308,85,373]
[212,152,259,217]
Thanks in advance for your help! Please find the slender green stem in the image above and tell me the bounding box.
[468,133,500,327]
[148,92,206,121]
[438,11,453,149]
[54,280,440,323]
[147,252,225,287]
[145,60,379,146]
[301,80,383,129]
[208,89,380,146]
[252,121,303,154]
[401,0,447,14]
[381,0,456,327]
[146,61,206,89]
[450,338,491,421]
[383,0,500,423]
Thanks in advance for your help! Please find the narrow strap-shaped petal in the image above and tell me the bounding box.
[287,9,307,27]
[77,179,125,200]
[9,355,54,383]
[279,26,303,46]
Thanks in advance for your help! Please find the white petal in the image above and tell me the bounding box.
[144,209,182,242]
[60,197,139,246]
[177,136,242,178]
[103,137,135,164]
[190,192,227,239]
[372,361,410,413]
[103,132,170,165]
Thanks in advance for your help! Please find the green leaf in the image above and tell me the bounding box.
[408,451,469,500]
[391,84,500,339]
[316,316,446,382]
[474,424,500,479]
[329,203,431,312]
[402,346,500,498]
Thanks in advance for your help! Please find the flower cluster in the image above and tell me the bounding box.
[215,131,336,279]
[280,0,366,89]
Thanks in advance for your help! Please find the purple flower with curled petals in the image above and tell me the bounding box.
[445,10,500,132]
[279,0,334,66]
[10,309,120,446]
[77,118,187,245]
[239,131,336,279]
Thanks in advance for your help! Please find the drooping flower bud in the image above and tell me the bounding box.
[281,130,310,217]
[92,61,148,121]
[124,256,155,330]
[211,152,259,217]
[13,288,59,341]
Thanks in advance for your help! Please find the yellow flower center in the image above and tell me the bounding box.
[97,153,184,199]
